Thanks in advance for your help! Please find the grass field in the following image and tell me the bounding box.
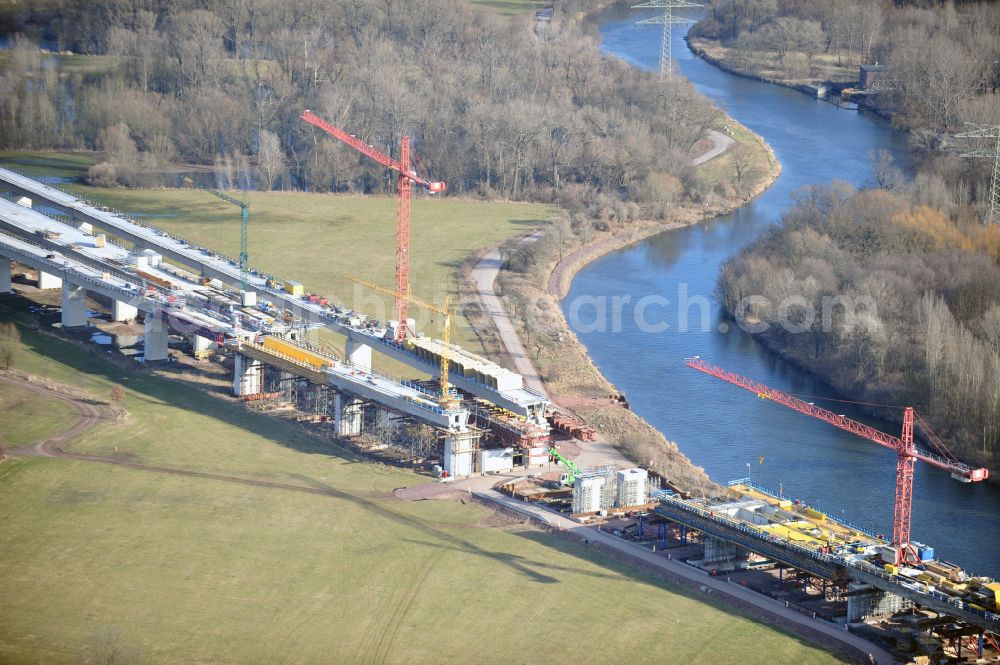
[467,0,547,15]
[0,382,78,448]
[0,323,845,665]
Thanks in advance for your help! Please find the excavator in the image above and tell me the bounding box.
[548,447,582,486]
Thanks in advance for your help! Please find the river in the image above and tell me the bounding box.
[563,6,1000,574]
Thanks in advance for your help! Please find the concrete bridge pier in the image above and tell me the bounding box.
[112,299,138,322]
[443,429,479,478]
[702,537,750,569]
[232,355,262,395]
[345,338,372,371]
[846,583,912,622]
[60,282,88,327]
[38,270,62,290]
[334,393,364,437]
[143,313,169,362]
[0,257,11,293]
[191,334,216,355]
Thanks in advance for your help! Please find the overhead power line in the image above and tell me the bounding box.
[631,0,703,79]
[955,123,1000,225]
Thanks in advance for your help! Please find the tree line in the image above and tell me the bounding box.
[0,0,729,219]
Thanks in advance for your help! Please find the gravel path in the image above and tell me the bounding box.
[693,129,736,166]
[470,230,548,396]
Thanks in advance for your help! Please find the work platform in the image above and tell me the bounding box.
[653,481,999,632]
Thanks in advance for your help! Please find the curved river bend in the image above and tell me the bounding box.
[563,6,1000,573]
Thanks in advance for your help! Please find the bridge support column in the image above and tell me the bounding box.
[143,313,169,361]
[191,334,216,355]
[334,393,363,437]
[112,299,138,322]
[846,583,912,622]
[444,429,478,478]
[38,270,62,290]
[0,258,10,293]
[60,282,88,327]
[232,355,261,396]
[345,338,372,371]
[702,537,750,570]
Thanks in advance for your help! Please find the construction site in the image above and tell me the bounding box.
[491,358,1000,664]
[0,110,604,481]
[1,111,997,665]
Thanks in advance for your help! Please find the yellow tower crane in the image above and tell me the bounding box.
[348,276,459,411]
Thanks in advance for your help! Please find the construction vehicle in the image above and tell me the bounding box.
[686,356,989,565]
[349,276,459,410]
[548,447,582,486]
[300,110,445,340]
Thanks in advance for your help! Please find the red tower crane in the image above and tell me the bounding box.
[299,110,446,340]
[686,356,989,565]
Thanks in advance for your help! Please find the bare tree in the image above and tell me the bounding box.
[869,149,900,191]
[0,322,20,370]
[110,384,126,421]
[255,130,286,191]
[81,626,144,665]
[731,144,762,200]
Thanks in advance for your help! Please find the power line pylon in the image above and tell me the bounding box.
[956,123,1000,225]
[632,0,703,79]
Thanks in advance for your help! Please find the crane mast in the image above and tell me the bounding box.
[349,276,458,410]
[205,188,251,304]
[686,356,989,564]
[300,110,445,341]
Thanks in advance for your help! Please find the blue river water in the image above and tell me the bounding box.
[562,7,1000,573]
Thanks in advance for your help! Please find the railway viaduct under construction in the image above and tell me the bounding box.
[0,166,556,475]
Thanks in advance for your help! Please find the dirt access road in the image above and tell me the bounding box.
[0,375,390,501]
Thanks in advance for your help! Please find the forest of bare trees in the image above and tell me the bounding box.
[0,0,728,219]
[695,1,1000,472]
[694,0,1000,133]
[719,180,1000,471]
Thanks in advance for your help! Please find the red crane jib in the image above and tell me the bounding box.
[686,357,987,482]
[299,110,445,193]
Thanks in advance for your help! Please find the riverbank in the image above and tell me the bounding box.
[464,116,780,494]
[685,35,857,99]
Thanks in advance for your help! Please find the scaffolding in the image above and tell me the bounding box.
[571,465,619,515]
